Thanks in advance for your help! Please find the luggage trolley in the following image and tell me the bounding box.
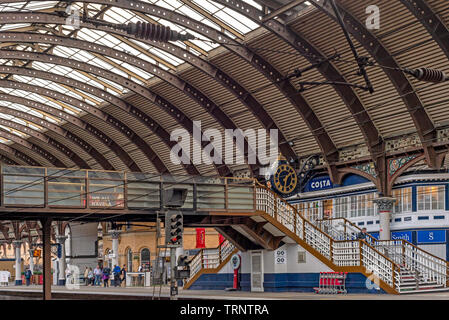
[313,272,347,294]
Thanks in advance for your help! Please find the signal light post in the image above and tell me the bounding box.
[165,210,183,300]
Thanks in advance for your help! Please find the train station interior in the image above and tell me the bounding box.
[0,0,447,304]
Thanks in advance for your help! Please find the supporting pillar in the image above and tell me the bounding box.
[110,230,121,268]
[41,218,52,300]
[13,240,22,286]
[29,249,34,273]
[56,235,67,286]
[373,197,396,240]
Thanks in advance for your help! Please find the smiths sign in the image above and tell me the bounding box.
[306,176,333,192]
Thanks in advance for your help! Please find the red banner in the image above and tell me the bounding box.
[219,234,226,246]
[196,228,206,248]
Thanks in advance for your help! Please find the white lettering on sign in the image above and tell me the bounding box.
[310,179,331,190]
[429,232,434,241]
[275,249,286,265]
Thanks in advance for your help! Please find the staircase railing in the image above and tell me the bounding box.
[254,182,399,290]
[186,240,236,284]
[186,180,447,293]
[311,218,449,291]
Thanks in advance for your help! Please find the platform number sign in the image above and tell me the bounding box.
[275,249,286,264]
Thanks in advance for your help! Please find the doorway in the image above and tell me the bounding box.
[251,251,264,292]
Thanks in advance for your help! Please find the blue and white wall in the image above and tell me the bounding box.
[188,243,384,293]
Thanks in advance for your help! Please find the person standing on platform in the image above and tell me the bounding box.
[94,265,102,286]
[84,267,89,286]
[24,268,32,286]
[113,265,121,287]
[87,267,94,286]
[65,266,72,285]
[120,265,126,287]
[102,266,110,287]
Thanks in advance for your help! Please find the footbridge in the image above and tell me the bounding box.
[1,164,448,295]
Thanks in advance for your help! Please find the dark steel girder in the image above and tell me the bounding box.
[0,36,238,177]
[0,88,117,170]
[400,0,449,61]
[0,50,212,176]
[0,142,40,166]
[0,124,66,167]
[0,105,90,169]
[0,83,122,171]
[214,0,384,178]
[0,2,299,169]
[84,0,338,171]
[0,153,17,165]
[0,34,249,176]
[312,0,438,169]
[0,66,160,173]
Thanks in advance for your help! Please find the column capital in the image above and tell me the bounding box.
[109,230,121,239]
[373,197,396,211]
[12,240,23,247]
[55,235,68,244]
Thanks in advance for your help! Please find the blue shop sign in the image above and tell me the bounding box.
[370,232,379,239]
[369,231,412,242]
[306,176,333,192]
[391,231,412,242]
[417,230,446,244]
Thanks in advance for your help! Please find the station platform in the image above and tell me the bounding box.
[1,285,449,300]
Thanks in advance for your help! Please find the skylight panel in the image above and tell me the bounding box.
[214,10,251,34]
[121,62,153,80]
[24,1,59,11]
[29,109,44,119]
[240,0,263,11]
[195,0,221,13]
[222,7,259,30]
[177,5,205,21]
[0,23,30,31]
[66,70,91,83]
[155,0,177,11]
[200,17,221,32]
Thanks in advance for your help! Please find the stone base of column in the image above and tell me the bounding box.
[15,280,22,286]
[57,279,66,286]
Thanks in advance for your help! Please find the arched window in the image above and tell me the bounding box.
[126,248,133,272]
[140,248,150,271]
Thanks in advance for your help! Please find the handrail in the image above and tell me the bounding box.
[375,239,449,267]
[316,217,378,243]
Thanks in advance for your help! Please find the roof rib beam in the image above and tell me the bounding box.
[0,80,140,170]
[0,91,113,170]
[400,0,449,61]
[214,0,384,180]
[0,141,41,166]
[0,126,66,167]
[0,4,298,175]
[311,0,438,170]
[0,66,165,173]
[0,49,228,176]
[59,0,336,176]
[0,116,85,168]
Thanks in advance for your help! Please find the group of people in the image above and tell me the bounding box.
[83,265,126,287]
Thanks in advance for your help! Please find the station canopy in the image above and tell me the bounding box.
[0,0,446,178]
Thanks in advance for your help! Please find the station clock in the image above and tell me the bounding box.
[268,160,298,197]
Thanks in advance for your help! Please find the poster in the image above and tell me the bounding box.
[196,228,206,248]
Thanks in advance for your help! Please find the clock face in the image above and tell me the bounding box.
[271,162,298,196]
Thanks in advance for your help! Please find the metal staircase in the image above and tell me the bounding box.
[182,180,448,294]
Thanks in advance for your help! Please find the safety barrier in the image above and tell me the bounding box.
[314,272,347,294]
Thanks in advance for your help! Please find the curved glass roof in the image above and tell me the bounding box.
[0,0,264,146]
